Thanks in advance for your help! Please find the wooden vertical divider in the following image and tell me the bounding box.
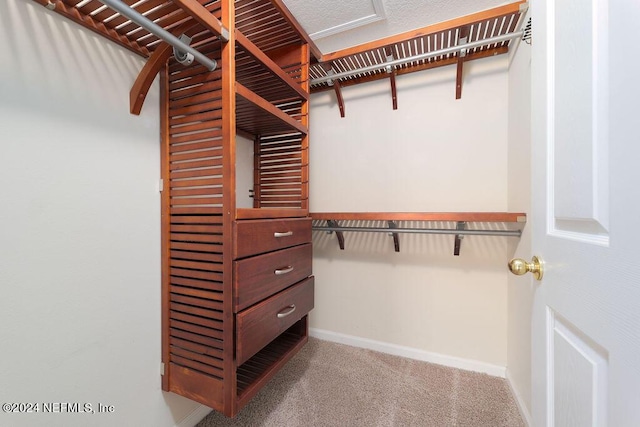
[160,63,171,392]
[221,0,237,416]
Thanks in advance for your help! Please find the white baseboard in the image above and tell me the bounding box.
[506,369,533,427]
[309,328,506,378]
[175,404,212,427]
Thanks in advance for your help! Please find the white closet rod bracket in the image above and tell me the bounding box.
[97,0,219,71]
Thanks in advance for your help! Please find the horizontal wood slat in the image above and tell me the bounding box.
[170,345,224,370]
[171,293,223,311]
[170,177,224,188]
[170,286,223,302]
[170,240,223,252]
[169,319,223,340]
[171,337,223,360]
[171,259,223,272]
[170,267,223,283]
[171,311,222,332]
[170,198,223,207]
[170,275,223,292]
[170,168,223,180]
[170,206,224,215]
[169,131,223,148]
[171,302,224,321]
[170,215,223,224]
[171,187,223,197]
[171,354,223,379]
[170,224,222,233]
[171,252,223,266]
[170,329,223,352]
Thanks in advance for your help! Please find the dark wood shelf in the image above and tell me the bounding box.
[236,321,308,403]
[236,30,308,104]
[236,83,308,136]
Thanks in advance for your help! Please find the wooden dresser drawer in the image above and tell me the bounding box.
[236,277,314,365]
[234,243,312,312]
[233,218,311,259]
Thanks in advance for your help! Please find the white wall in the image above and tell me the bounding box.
[309,55,512,368]
[0,2,204,426]
[506,28,534,424]
[236,135,254,208]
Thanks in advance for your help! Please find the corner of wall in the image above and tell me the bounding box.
[506,368,533,426]
[506,8,534,421]
[175,405,212,427]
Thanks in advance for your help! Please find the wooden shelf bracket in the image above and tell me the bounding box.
[453,221,466,256]
[326,220,345,250]
[385,49,398,110]
[322,63,345,118]
[388,221,400,252]
[456,26,470,100]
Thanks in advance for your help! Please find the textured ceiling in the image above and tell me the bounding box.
[282,0,512,53]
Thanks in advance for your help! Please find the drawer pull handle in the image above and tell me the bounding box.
[274,231,293,238]
[274,266,294,275]
[277,304,296,318]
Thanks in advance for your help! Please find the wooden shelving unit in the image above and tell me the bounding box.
[154,0,315,418]
[30,0,531,418]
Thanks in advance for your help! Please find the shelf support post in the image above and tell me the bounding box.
[388,221,400,252]
[333,78,345,118]
[385,48,398,110]
[454,221,466,256]
[456,26,470,100]
[327,220,345,250]
[322,63,345,117]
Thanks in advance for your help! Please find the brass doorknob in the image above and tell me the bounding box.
[508,256,544,281]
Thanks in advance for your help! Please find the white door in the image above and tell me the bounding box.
[529,0,640,425]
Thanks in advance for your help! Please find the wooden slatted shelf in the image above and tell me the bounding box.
[235,321,308,403]
[236,30,308,103]
[236,83,308,136]
[311,212,526,255]
[234,0,320,57]
[308,1,527,114]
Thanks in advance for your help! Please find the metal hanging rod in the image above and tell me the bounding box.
[97,0,217,71]
[313,225,522,238]
[311,30,524,86]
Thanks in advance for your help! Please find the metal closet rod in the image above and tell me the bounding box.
[311,30,524,86]
[313,225,522,237]
[97,0,217,71]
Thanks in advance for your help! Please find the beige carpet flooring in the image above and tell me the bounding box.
[197,338,524,427]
